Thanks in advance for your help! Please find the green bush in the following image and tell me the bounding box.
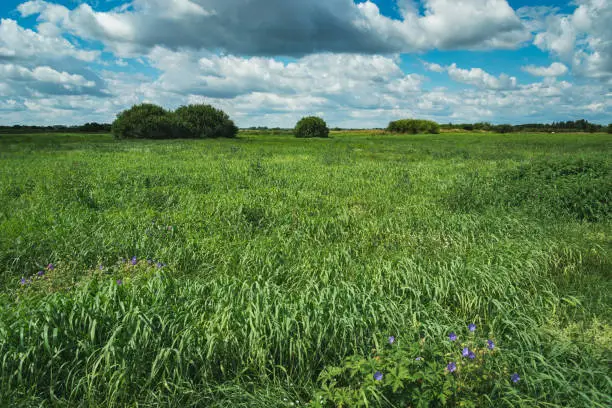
[607,124,612,134]
[175,104,238,139]
[387,119,440,134]
[112,103,173,139]
[294,116,329,138]
[112,103,237,139]
[311,325,521,407]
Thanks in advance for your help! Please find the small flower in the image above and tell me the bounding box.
[37,270,45,277]
[47,263,55,270]
[156,262,166,268]
[468,351,476,360]
[462,347,470,357]
[19,277,27,285]
[388,336,395,345]
[373,371,383,381]
[449,332,457,341]
[446,362,457,373]
[511,373,520,383]
[116,279,123,286]
[131,256,137,265]
[468,323,476,332]
[487,340,495,350]
[99,265,104,270]
[415,357,422,361]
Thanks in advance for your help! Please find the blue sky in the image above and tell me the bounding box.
[0,0,610,127]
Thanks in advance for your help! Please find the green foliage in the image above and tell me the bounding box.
[0,131,610,406]
[312,329,519,408]
[294,116,329,138]
[112,103,237,139]
[387,119,440,134]
[608,124,612,134]
[448,157,611,222]
[175,104,238,139]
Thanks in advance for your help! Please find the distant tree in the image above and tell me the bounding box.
[494,124,514,134]
[112,103,172,139]
[387,119,440,134]
[608,124,612,134]
[294,116,329,138]
[174,104,238,138]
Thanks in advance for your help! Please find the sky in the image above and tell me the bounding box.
[0,0,610,127]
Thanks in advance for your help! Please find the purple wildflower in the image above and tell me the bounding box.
[47,263,55,270]
[373,371,383,381]
[446,362,457,373]
[20,277,27,285]
[487,340,495,350]
[468,351,476,360]
[99,265,104,270]
[117,279,123,286]
[511,373,520,383]
[37,270,45,277]
[449,332,457,341]
[156,262,165,268]
[462,347,470,357]
[415,357,422,361]
[468,323,476,332]
[131,256,137,265]
[388,336,395,345]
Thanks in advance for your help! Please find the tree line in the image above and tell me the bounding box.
[443,119,611,133]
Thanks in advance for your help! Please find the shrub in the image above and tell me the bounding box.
[112,103,238,139]
[387,119,440,134]
[112,103,173,139]
[294,116,329,138]
[607,124,612,134]
[174,104,238,139]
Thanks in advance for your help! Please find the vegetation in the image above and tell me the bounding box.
[294,116,329,138]
[112,103,237,139]
[0,131,610,407]
[442,119,606,133]
[387,119,440,134]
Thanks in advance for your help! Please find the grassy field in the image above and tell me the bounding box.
[0,131,610,407]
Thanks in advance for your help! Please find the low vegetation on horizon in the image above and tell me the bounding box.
[0,127,610,407]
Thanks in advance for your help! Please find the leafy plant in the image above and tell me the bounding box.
[311,325,521,407]
[387,119,440,134]
[295,116,329,138]
[175,104,238,138]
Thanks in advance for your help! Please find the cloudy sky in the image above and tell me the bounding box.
[0,0,610,127]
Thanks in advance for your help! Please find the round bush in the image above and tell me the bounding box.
[294,116,329,138]
[174,104,238,139]
[387,119,440,134]
[112,104,173,139]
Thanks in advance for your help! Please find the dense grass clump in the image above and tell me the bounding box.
[294,116,329,138]
[0,131,610,407]
[387,119,440,134]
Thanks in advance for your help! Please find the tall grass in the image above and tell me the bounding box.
[0,131,610,406]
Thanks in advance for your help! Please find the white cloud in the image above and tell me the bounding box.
[531,0,612,80]
[0,64,95,87]
[446,63,518,90]
[522,62,568,77]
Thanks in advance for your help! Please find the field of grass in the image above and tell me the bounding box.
[0,131,610,407]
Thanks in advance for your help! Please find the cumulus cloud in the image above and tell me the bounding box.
[17,0,529,56]
[522,62,568,77]
[446,64,518,90]
[531,0,612,80]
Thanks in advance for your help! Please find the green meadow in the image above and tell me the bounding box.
[0,131,610,406]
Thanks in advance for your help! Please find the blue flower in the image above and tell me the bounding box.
[462,347,470,357]
[415,357,422,361]
[449,332,457,341]
[468,351,476,360]
[47,263,55,270]
[487,340,495,350]
[37,270,45,277]
[19,277,27,285]
[446,362,457,373]
[117,279,123,286]
[388,336,395,345]
[511,373,520,383]
[374,371,383,381]
[156,262,166,268]
[99,265,104,270]
[468,323,476,332]
[131,256,137,265]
